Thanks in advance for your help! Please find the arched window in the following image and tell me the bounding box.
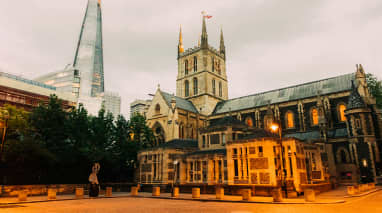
[212,79,216,95]
[285,111,295,128]
[311,108,319,126]
[245,117,253,127]
[211,57,215,72]
[155,104,160,114]
[193,78,198,95]
[193,56,197,72]
[184,60,188,75]
[338,104,347,122]
[217,61,221,75]
[179,124,184,139]
[185,80,189,97]
[219,81,222,97]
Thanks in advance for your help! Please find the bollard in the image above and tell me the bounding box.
[304,189,315,202]
[370,183,375,189]
[172,187,179,198]
[192,188,200,199]
[106,187,112,197]
[75,188,84,199]
[18,190,28,202]
[347,186,355,195]
[242,189,251,201]
[272,188,283,202]
[215,187,224,200]
[152,187,160,196]
[354,185,360,194]
[131,186,138,196]
[48,188,57,200]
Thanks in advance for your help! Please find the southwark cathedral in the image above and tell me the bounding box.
[137,17,382,195]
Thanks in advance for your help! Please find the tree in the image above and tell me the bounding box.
[366,73,382,108]
[129,114,155,148]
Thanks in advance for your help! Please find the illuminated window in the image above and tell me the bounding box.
[285,111,294,128]
[185,80,189,97]
[338,104,347,122]
[245,117,253,127]
[311,108,318,125]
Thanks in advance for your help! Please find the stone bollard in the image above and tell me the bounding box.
[172,187,179,198]
[215,187,224,200]
[304,189,315,202]
[370,183,375,189]
[18,190,28,202]
[272,188,283,202]
[106,187,112,197]
[192,188,200,199]
[360,184,366,192]
[242,189,251,201]
[152,187,160,196]
[131,186,138,196]
[48,188,57,200]
[354,185,360,194]
[347,186,355,195]
[75,188,84,199]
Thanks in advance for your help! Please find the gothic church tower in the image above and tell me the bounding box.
[176,18,228,115]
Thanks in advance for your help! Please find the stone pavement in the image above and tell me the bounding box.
[0,186,380,205]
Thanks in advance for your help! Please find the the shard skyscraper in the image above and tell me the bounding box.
[73,0,104,98]
[36,0,121,116]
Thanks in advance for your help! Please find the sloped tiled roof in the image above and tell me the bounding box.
[213,73,355,115]
[160,91,199,113]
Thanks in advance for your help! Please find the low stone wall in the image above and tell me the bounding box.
[300,182,332,194]
[0,183,136,197]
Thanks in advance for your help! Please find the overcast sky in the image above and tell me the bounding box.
[0,0,381,117]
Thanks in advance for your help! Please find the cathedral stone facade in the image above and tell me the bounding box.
[139,17,382,194]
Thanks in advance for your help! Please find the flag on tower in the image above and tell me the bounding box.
[201,11,213,19]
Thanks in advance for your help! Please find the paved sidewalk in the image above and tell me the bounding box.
[1,186,380,205]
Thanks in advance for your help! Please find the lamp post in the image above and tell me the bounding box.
[172,160,178,194]
[270,122,287,198]
[0,109,9,154]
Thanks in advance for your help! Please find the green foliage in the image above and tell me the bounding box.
[1,96,155,184]
[366,73,382,108]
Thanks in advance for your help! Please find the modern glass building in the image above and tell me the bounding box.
[35,0,120,116]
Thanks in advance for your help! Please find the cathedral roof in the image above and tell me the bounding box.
[160,91,199,113]
[212,73,355,115]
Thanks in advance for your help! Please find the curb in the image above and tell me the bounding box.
[344,188,382,198]
[0,194,345,205]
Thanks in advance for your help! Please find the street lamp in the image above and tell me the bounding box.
[270,122,287,198]
[172,160,178,195]
[0,109,9,154]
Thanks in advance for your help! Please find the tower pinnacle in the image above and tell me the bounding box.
[201,17,208,49]
[178,25,184,54]
[219,27,225,58]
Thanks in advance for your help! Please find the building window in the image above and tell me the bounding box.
[264,117,273,129]
[222,133,226,145]
[338,104,347,122]
[245,117,253,127]
[212,57,215,72]
[193,56,197,72]
[202,135,206,147]
[217,61,221,75]
[212,79,216,95]
[311,108,319,126]
[355,118,361,129]
[185,60,188,75]
[285,111,294,128]
[155,104,160,114]
[193,78,198,95]
[185,80,189,97]
[219,81,222,97]
[234,159,239,177]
